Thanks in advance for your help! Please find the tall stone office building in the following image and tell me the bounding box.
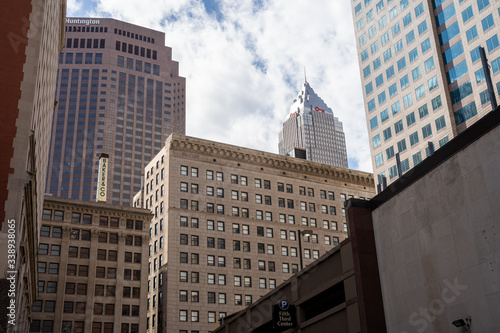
[134,134,374,333]
[0,1,66,331]
[350,0,500,187]
[279,80,349,168]
[46,18,186,206]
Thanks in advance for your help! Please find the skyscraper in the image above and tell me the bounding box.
[0,1,66,331]
[278,80,349,168]
[46,18,186,206]
[135,134,374,333]
[350,0,500,187]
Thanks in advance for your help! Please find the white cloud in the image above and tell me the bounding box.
[68,0,373,173]
[66,0,84,16]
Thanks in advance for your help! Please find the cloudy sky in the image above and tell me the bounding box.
[67,0,372,172]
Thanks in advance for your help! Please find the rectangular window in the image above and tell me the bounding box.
[409,48,418,62]
[418,20,427,35]
[368,99,376,112]
[397,139,407,152]
[413,151,423,166]
[428,75,439,91]
[422,123,432,139]
[376,0,384,13]
[491,56,500,73]
[462,6,474,22]
[392,22,400,37]
[397,57,406,71]
[466,26,478,42]
[367,9,374,22]
[386,146,395,159]
[401,158,410,173]
[435,116,446,131]
[424,56,435,72]
[379,15,387,29]
[366,82,373,95]
[406,112,416,126]
[432,95,443,110]
[412,66,422,81]
[415,2,424,17]
[381,109,389,122]
[409,131,419,146]
[406,30,415,45]
[383,49,392,62]
[394,120,404,134]
[486,35,499,52]
[378,91,387,105]
[386,65,395,79]
[481,14,495,31]
[390,6,398,20]
[375,152,384,166]
[400,75,409,90]
[383,127,392,141]
[403,13,412,27]
[415,84,425,99]
[477,0,490,12]
[389,83,398,97]
[394,39,403,54]
[421,38,431,53]
[361,49,369,62]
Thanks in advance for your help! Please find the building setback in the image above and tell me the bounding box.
[350,0,500,188]
[0,1,66,331]
[30,196,151,333]
[134,134,374,333]
[46,18,186,206]
[279,81,349,168]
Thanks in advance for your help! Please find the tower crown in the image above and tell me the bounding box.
[287,81,333,119]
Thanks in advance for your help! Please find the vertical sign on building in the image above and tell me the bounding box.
[97,153,109,202]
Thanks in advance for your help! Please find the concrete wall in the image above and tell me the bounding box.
[372,123,500,332]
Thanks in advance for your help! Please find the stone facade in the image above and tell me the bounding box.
[30,196,151,333]
[135,134,375,333]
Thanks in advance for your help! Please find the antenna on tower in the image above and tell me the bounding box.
[304,67,307,83]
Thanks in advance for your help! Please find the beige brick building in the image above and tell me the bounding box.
[134,134,375,333]
[350,0,500,188]
[30,196,151,333]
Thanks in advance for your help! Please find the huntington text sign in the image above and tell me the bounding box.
[272,299,297,331]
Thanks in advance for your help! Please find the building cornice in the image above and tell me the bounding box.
[167,135,374,187]
[43,196,152,219]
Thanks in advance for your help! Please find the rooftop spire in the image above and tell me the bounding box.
[304,67,307,83]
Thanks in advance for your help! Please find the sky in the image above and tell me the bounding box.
[67,0,373,172]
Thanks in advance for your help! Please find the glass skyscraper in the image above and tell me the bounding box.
[278,80,348,168]
[46,18,186,205]
[351,0,500,187]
